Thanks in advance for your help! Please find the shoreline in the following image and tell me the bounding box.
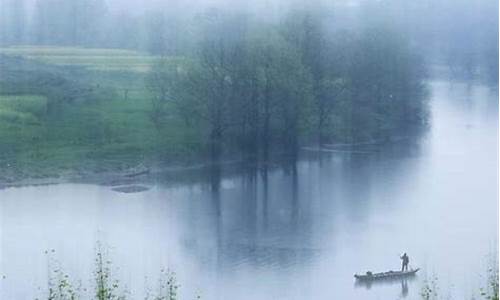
[0,136,419,191]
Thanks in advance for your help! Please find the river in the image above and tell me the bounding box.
[0,79,498,300]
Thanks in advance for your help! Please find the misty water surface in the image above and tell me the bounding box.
[0,79,498,299]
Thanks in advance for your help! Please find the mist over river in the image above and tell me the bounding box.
[1,79,498,299]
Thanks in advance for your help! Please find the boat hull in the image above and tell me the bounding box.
[354,268,419,281]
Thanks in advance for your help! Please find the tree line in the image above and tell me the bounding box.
[147,9,429,163]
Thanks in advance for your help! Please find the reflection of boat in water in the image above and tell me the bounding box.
[354,268,419,281]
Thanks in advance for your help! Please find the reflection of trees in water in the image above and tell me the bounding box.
[210,164,221,217]
[260,166,269,229]
[175,138,425,273]
[190,157,315,271]
[206,159,320,270]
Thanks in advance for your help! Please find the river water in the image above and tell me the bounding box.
[0,79,498,300]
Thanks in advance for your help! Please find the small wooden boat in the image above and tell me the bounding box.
[354,268,419,281]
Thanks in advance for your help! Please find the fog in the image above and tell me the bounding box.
[1,0,497,80]
[0,0,498,299]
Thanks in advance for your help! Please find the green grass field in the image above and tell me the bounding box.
[0,94,47,124]
[0,46,201,182]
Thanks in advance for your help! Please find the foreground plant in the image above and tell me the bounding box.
[37,243,196,300]
[145,269,179,300]
[420,274,439,300]
[94,242,126,300]
[44,249,79,300]
[480,257,499,300]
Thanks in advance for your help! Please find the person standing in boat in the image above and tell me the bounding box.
[400,253,409,271]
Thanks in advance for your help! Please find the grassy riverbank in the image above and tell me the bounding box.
[0,47,202,183]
